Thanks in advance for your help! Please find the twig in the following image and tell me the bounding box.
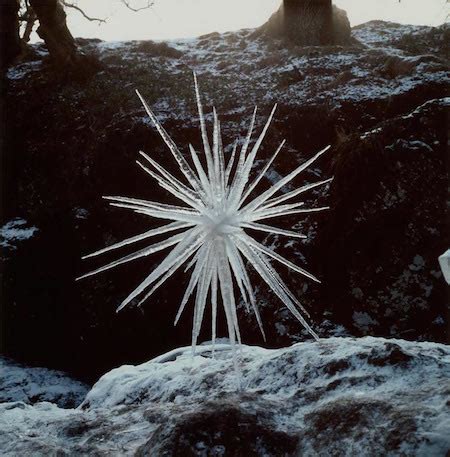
[61,1,106,23]
[121,0,154,13]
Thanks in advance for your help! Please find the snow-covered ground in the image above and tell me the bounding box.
[8,21,448,121]
[1,337,449,455]
[0,357,89,408]
[127,21,448,111]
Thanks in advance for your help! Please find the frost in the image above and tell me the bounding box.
[407,140,434,153]
[0,218,38,250]
[2,337,449,455]
[73,208,89,220]
[6,61,42,80]
[79,74,332,351]
[438,249,450,284]
[0,357,88,408]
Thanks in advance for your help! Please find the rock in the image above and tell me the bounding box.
[133,41,183,58]
[1,337,449,455]
[0,357,89,408]
[439,249,450,284]
[380,54,447,79]
[316,98,448,341]
[381,55,418,78]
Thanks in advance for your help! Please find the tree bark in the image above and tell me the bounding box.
[257,0,351,46]
[0,0,22,72]
[29,0,78,67]
[23,8,38,43]
[283,0,333,45]
[28,0,101,79]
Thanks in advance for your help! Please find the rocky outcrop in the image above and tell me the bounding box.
[316,98,449,340]
[1,21,448,382]
[0,357,88,408]
[1,337,449,455]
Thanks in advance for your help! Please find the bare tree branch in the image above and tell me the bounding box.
[121,0,154,13]
[61,1,106,23]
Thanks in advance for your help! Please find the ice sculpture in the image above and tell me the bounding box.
[78,73,332,351]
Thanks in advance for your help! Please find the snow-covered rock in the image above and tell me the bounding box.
[0,357,89,408]
[0,218,38,251]
[438,249,450,284]
[1,337,449,455]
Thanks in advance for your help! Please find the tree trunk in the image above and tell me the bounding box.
[29,0,78,67]
[0,0,22,73]
[29,0,101,79]
[23,9,38,43]
[283,0,333,45]
[257,0,351,46]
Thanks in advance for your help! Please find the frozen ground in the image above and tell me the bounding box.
[7,21,448,124]
[1,337,449,455]
[0,357,89,408]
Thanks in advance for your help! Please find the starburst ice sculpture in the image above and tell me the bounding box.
[78,73,332,350]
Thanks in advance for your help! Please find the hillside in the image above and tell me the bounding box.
[1,21,449,384]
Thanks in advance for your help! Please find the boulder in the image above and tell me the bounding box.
[0,357,88,408]
[1,337,449,455]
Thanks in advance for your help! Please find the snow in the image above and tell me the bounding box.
[1,337,449,455]
[6,61,43,80]
[0,218,38,250]
[7,22,449,118]
[96,40,129,51]
[352,21,432,54]
[167,23,449,111]
[73,207,89,220]
[438,249,450,284]
[0,357,89,408]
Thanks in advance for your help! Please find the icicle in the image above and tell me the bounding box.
[193,72,215,184]
[136,90,205,197]
[238,139,285,207]
[229,105,277,209]
[82,221,192,260]
[242,145,331,213]
[261,177,333,210]
[241,222,306,239]
[80,79,331,365]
